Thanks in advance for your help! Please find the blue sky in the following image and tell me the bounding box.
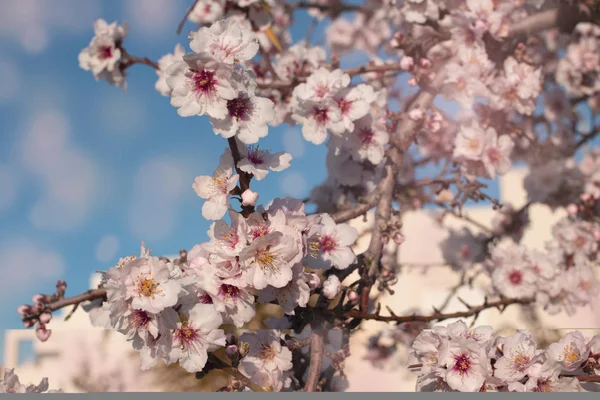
[0,0,520,364]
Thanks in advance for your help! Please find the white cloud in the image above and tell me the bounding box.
[0,165,17,213]
[0,0,101,53]
[0,239,65,298]
[18,110,101,231]
[95,235,120,263]
[0,59,21,104]
[280,172,307,198]
[282,128,306,159]
[128,157,194,242]
[125,0,181,38]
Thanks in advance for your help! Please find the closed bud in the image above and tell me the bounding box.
[307,273,321,290]
[393,232,405,245]
[322,275,341,300]
[347,290,358,302]
[225,345,239,360]
[39,312,52,324]
[17,305,32,317]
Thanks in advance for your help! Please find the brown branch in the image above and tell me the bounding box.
[207,353,267,392]
[507,8,559,38]
[177,0,201,35]
[22,289,107,322]
[120,48,159,70]
[287,1,365,13]
[336,296,534,324]
[331,195,381,223]
[227,137,255,216]
[303,328,326,392]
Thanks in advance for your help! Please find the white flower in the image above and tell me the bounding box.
[240,330,293,376]
[237,145,292,181]
[306,214,358,270]
[330,84,377,134]
[491,57,542,115]
[123,256,182,314]
[512,361,584,392]
[166,54,237,119]
[322,274,341,300]
[480,128,514,179]
[209,70,275,144]
[206,211,247,254]
[188,0,224,25]
[257,263,312,315]
[274,42,326,81]
[490,247,537,299]
[168,303,227,372]
[453,120,487,161]
[346,115,389,165]
[155,44,185,96]
[438,339,490,392]
[0,369,62,393]
[292,67,350,102]
[190,18,259,65]
[494,331,541,382]
[78,19,127,78]
[239,231,299,289]
[546,331,590,371]
[193,163,239,221]
[291,98,342,145]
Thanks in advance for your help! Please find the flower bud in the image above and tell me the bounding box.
[39,312,52,324]
[393,232,405,245]
[56,280,67,291]
[32,294,46,304]
[36,326,51,342]
[17,305,32,317]
[322,275,341,300]
[399,56,413,70]
[347,290,358,302]
[419,58,431,68]
[23,320,35,328]
[241,189,259,207]
[225,345,239,360]
[567,203,579,216]
[307,273,321,290]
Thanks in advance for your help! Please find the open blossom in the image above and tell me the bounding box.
[192,160,239,220]
[190,18,259,65]
[491,57,542,115]
[257,263,312,315]
[293,68,350,102]
[346,115,389,165]
[330,84,377,134]
[155,44,185,96]
[274,42,327,81]
[291,98,342,145]
[240,330,293,377]
[494,331,541,382]
[210,69,275,144]
[78,19,128,87]
[0,369,62,393]
[122,256,182,314]
[438,339,490,392]
[306,214,358,270]
[546,331,589,371]
[556,23,600,98]
[168,303,227,372]
[237,145,292,181]
[166,53,237,119]
[239,232,299,289]
[188,0,224,25]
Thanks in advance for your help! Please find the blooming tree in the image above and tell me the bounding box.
[15,0,600,392]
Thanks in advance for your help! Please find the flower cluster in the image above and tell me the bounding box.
[410,320,600,392]
[89,194,357,381]
[0,369,63,393]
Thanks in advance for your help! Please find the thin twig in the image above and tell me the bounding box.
[335,296,534,324]
[177,0,201,35]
